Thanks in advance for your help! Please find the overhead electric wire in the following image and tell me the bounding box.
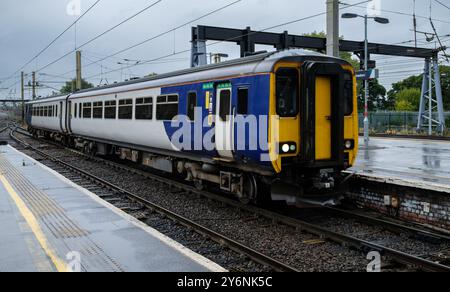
[60,0,244,77]
[434,0,450,10]
[39,72,74,80]
[36,0,163,73]
[380,68,424,75]
[1,0,102,84]
[85,0,371,80]
[429,18,450,61]
[342,2,450,24]
[0,78,22,99]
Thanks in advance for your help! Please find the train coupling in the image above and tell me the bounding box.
[270,179,343,207]
[312,169,335,190]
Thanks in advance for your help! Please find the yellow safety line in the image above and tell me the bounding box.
[0,174,67,272]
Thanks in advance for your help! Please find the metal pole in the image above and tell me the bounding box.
[32,71,36,100]
[364,15,370,145]
[326,0,340,57]
[417,59,429,131]
[21,71,25,124]
[76,50,82,91]
[433,56,446,134]
[429,60,433,135]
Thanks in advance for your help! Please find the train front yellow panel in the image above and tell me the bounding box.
[315,76,332,161]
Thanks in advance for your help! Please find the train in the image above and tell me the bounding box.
[25,49,358,205]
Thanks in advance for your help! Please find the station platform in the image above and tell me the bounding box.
[0,145,225,272]
[349,137,450,192]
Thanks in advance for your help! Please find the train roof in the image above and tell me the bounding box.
[27,49,350,103]
[26,95,67,105]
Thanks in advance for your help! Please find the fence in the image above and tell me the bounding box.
[359,112,450,136]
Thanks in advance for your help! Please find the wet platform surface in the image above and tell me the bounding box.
[0,145,225,272]
[350,137,450,192]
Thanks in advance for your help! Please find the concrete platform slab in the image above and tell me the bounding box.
[0,145,225,272]
[349,137,450,192]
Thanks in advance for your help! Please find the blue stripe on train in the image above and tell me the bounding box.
[161,74,272,168]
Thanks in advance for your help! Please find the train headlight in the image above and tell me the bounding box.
[280,142,297,154]
[344,139,355,150]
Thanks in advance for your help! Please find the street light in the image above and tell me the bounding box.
[342,13,389,147]
[342,13,358,19]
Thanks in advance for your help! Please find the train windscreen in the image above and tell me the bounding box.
[276,68,299,117]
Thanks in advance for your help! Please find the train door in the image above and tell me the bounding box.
[215,84,234,160]
[315,76,332,160]
[59,101,64,133]
[67,100,72,134]
[301,62,345,166]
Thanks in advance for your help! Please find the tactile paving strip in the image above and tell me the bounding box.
[0,155,124,272]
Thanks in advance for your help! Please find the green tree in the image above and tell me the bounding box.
[395,100,416,112]
[357,79,388,111]
[394,88,421,111]
[387,65,450,111]
[60,79,94,94]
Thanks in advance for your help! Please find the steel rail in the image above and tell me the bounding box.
[9,128,300,273]
[326,206,450,242]
[11,128,450,272]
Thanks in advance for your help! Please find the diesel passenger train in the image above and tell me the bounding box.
[26,49,358,205]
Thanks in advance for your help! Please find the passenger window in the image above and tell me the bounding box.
[74,103,77,118]
[344,73,354,116]
[83,102,92,118]
[44,106,48,117]
[237,88,249,115]
[136,97,153,120]
[105,101,117,119]
[79,103,82,118]
[119,99,133,119]
[49,106,53,117]
[56,105,58,117]
[219,90,231,121]
[93,102,103,119]
[156,95,179,121]
[187,92,197,121]
[276,68,299,117]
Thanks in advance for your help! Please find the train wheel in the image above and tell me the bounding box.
[194,179,204,191]
[238,174,257,205]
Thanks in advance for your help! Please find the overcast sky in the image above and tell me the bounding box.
[0,0,449,99]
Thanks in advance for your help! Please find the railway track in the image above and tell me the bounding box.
[325,206,450,242]
[7,127,450,272]
[8,127,298,272]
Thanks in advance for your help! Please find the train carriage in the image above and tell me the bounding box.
[26,96,68,139]
[26,49,358,205]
